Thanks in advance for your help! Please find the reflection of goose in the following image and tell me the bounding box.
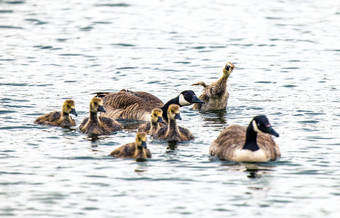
[79,97,122,135]
[94,89,203,122]
[34,99,78,128]
[110,132,151,159]
[209,115,280,162]
[152,104,194,142]
[137,108,163,135]
[192,62,234,111]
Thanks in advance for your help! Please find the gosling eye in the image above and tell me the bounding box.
[67,105,71,109]
[94,102,98,106]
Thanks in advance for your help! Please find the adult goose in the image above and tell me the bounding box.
[94,89,204,122]
[209,115,280,162]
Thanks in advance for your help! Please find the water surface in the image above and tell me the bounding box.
[0,0,339,217]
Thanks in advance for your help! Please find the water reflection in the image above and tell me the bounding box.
[200,109,227,125]
[167,141,178,150]
[134,161,148,174]
[219,161,276,179]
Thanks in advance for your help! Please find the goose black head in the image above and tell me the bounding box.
[62,99,78,116]
[251,115,279,137]
[90,97,106,113]
[223,62,235,76]
[178,90,204,106]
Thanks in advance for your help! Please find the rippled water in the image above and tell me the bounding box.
[1,0,339,217]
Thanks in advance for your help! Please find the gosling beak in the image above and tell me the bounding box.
[141,141,147,149]
[157,116,164,123]
[266,126,279,137]
[98,105,106,113]
[191,95,204,104]
[70,108,78,117]
[175,113,182,120]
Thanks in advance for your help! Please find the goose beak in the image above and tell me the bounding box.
[141,141,147,149]
[266,126,279,137]
[175,113,182,120]
[192,95,204,104]
[70,108,78,116]
[157,117,164,123]
[98,106,106,113]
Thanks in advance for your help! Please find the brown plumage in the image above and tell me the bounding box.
[34,99,78,128]
[110,132,151,159]
[95,89,163,121]
[152,104,194,142]
[192,62,234,111]
[93,89,203,122]
[137,108,164,135]
[209,115,280,162]
[79,97,122,135]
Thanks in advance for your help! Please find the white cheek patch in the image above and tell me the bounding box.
[252,120,263,134]
[179,94,191,106]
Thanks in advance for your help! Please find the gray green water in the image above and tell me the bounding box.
[0,0,339,217]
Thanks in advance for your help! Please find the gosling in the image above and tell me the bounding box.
[34,99,78,128]
[152,104,194,142]
[137,108,164,135]
[79,97,122,135]
[192,62,234,111]
[110,132,151,159]
[209,115,280,162]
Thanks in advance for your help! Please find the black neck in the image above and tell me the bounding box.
[243,124,260,151]
[89,111,99,123]
[161,96,180,122]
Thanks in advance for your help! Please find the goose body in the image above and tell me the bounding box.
[79,97,122,135]
[34,99,78,128]
[209,115,280,162]
[152,104,194,142]
[137,108,164,135]
[94,89,203,122]
[193,62,234,111]
[110,132,151,159]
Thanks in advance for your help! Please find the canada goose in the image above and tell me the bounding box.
[110,132,151,159]
[209,115,280,162]
[94,89,204,122]
[34,99,78,128]
[79,97,122,135]
[152,104,194,142]
[192,62,234,111]
[137,108,164,135]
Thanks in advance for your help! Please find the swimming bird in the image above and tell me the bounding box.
[192,62,234,111]
[34,99,78,128]
[79,97,122,135]
[94,89,204,122]
[209,115,280,162]
[137,108,164,135]
[152,104,194,142]
[110,132,151,159]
